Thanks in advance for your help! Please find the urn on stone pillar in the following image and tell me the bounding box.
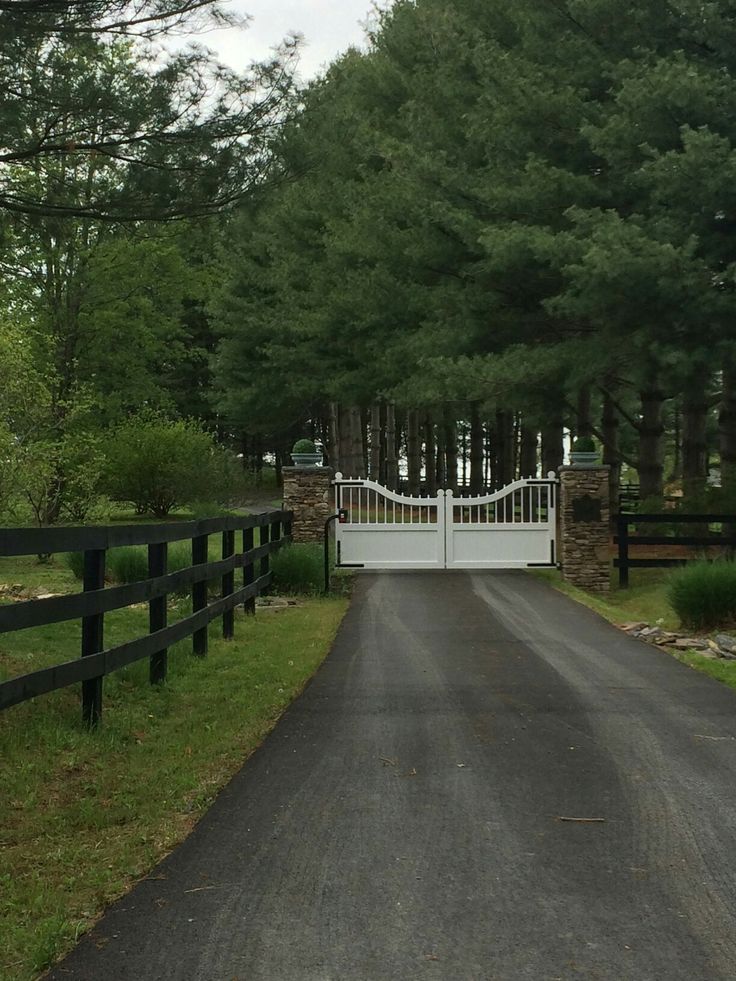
[289,438,324,468]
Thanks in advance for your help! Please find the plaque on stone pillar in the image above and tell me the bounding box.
[572,494,602,523]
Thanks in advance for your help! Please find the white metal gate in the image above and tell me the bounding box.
[333,473,557,570]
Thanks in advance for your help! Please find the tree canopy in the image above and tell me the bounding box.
[0,0,297,220]
[212,0,736,500]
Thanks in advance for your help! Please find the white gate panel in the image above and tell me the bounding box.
[445,477,557,570]
[338,527,444,569]
[333,473,557,571]
[448,528,552,568]
[334,475,446,569]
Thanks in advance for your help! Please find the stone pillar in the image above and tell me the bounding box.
[282,467,334,544]
[558,465,611,592]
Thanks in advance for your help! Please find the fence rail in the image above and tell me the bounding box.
[614,513,736,587]
[0,511,292,723]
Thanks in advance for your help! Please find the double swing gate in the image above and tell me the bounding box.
[333,473,558,570]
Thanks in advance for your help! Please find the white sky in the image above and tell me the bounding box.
[196,1,382,81]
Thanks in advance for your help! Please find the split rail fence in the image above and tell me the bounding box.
[0,511,292,725]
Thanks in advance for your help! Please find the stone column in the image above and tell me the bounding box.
[282,467,334,544]
[558,465,611,592]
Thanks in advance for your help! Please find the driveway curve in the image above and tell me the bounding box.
[47,572,736,980]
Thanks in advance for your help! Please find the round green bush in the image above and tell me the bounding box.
[104,412,234,518]
[572,436,596,453]
[292,438,317,454]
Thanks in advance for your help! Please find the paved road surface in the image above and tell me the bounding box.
[48,573,736,980]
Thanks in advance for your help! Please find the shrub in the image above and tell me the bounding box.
[66,546,148,584]
[271,543,323,595]
[292,438,317,454]
[64,550,85,580]
[107,547,149,584]
[667,561,736,630]
[18,430,106,525]
[66,541,201,589]
[187,500,228,520]
[572,436,596,453]
[104,413,233,517]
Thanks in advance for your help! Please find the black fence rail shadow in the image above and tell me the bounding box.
[0,511,292,724]
[614,513,736,587]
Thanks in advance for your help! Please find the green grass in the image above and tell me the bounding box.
[531,567,736,692]
[0,554,348,980]
[531,567,680,630]
[0,554,79,597]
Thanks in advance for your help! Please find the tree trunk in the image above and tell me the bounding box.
[407,410,421,495]
[328,402,340,471]
[601,391,621,512]
[720,359,736,501]
[486,422,496,488]
[274,448,283,485]
[469,404,484,494]
[541,420,564,476]
[495,410,514,486]
[667,400,681,482]
[385,403,398,490]
[254,436,264,483]
[435,420,446,489]
[576,385,593,438]
[394,409,404,488]
[443,408,457,493]
[638,387,666,501]
[682,387,709,502]
[520,425,538,478]
[369,403,381,479]
[338,404,352,475]
[424,413,437,495]
[350,405,365,478]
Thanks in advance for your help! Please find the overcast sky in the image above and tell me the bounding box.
[197,1,383,81]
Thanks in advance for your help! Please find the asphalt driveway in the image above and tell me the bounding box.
[47,572,736,980]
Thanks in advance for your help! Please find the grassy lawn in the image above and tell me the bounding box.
[0,551,348,980]
[531,567,736,693]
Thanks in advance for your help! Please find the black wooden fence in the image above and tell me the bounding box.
[615,513,736,587]
[0,510,292,724]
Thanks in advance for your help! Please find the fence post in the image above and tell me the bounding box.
[222,529,235,640]
[243,526,255,616]
[260,521,271,591]
[272,517,282,552]
[192,533,209,657]
[81,548,106,727]
[148,542,168,684]
[618,514,630,589]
